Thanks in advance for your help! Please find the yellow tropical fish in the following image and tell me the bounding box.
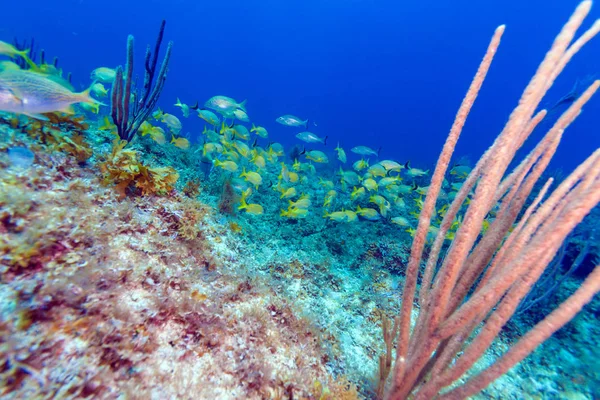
[323,190,337,208]
[289,194,311,209]
[378,160,404,172]
[214,159,239,172]
[324,210,349,222]
[280,207,308,219]
[91,67,116,83]
[305,150,328,163]
[280,187,297,199]
[353,158,369,171]
[240,167,263,189]
[368,163,387,178]
[350,186,365,201]
[405,161,429,177]
[288,171,299,183]
[251,152,266,169]
[335,143,347,163]
[391,216,411,227]
[98,116,115,132]
[355,205,380,221]
[238,189,263,215]
[174,97,190,118]
[319,178,335,190]
[344,209,358,222]
[170,135,190,149]
[91,82,109,98]
[0,41,30,59]
[279,163,291,182]
[362,178,378,192]
[250,124,268,138]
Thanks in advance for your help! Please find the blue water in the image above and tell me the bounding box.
[4,0,599,172]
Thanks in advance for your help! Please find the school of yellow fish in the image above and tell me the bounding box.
[0,39,498,239]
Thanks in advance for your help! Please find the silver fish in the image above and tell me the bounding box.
[295,131,327,145]
[276,114,308,128]
[205,95,246,113]
[351,145,379,157]
[0,69,98,119]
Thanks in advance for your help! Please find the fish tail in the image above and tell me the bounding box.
[238,99,247,111]
[324,136,328,146]
[78,86,105,107]
[304,119,309,128]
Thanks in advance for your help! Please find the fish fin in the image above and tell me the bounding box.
[190,101,199,110]
[324,136,328,146]
[59,105,76,115]
[22,112,49,121]
[238,99,247,111]
[78,86,104,107]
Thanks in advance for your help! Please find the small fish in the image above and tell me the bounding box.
[90,67,116,83]
[0,41,29,59]
[280,187,297,199]
[205,95,246,113]
[404,161,429,177]
[323,190,337,208]
[289,194,311,209]
[450,164,472,178]
[378,160,403,172]
[198,108,220,126]
[240,167,262,189]
[324,210,349,222]
[175,98,190,118]
[238,192,264,215]
[91,82,108,98]
[214,159,239,172]
[141,124,166,145]
[276,114,308,128]
[362,178,378,192]
[356,206,380,221]
[351,146,379,157]
[319,178,335,190]
[339,168,360,186]
[391,216,411,227]
[280,207,308,219]
[250,124,268,138]
[250,151,266,169]
[0,69,99,119]
[353,158,369,171]
[161,113,182,133]
[335,143,347,163]
[170,135,190,149]
[98,116,115,131]
[304,150,328,163]
[368,163,387,178]
[232,124,250,140]
[350,186,366,201]
[296,131,327,145]
[233,108,250,122]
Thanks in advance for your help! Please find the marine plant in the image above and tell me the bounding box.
[111,20,173,143]
[381,2,600,399]
[99,138,178,198]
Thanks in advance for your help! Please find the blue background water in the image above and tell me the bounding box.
[3,0,599,173]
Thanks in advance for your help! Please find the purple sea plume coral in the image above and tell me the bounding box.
[111,20,173,143]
